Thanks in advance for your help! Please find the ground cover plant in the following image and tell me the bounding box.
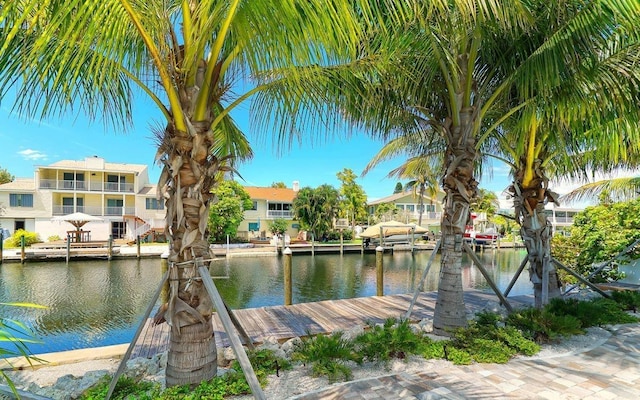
[82,348,292,400]
[81,295,639,398]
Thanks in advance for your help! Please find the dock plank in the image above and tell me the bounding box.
[132,290,533,359]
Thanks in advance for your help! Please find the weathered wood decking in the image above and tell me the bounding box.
[131,290,533,359]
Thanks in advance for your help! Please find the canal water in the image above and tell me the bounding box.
[0,249,636,356]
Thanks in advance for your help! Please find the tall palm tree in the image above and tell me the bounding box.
[490,0,640,305]
[271,0,640,332]
[361,131,442,227]
[0,0,364,387]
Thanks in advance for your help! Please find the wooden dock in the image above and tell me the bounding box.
[131,290,533,359]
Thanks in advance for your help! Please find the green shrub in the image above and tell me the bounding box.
[507,307,584,343]
[230,348,292,384]
[48,235,61,242]
[546,297,638,327]
[610,291,640,312]
[355,318,424,364]
[495,326,540,356]
[5,229,41,247]
[443,344,472,365]
[419,339,447,359]
[449,315,539,364]
[291,332,361,382]
[81,375,159,400]
[327,230,354,241]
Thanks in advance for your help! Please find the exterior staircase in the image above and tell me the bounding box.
[123,215,158,243]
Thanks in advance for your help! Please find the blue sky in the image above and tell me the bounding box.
[1,88,514,202]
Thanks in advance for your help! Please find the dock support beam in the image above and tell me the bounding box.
[284,247,292,305]
[376,246,384,296]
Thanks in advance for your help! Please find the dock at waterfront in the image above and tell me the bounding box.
[130,289,533,359]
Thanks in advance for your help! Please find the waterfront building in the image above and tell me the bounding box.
[367,191,443,231]
[0,156,165,242]
[238,182,300,241]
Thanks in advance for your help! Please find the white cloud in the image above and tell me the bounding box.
[18,149,48,161]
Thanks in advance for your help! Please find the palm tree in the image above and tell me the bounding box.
[0,0,364,387]
[491,1,640,305]
[278,0,640,332]
[361,132,441,227]
[561,176,640,204]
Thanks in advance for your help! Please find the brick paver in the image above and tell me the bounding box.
[291,324,640,399]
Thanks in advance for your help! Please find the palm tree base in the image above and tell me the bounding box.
[166,320,217,387]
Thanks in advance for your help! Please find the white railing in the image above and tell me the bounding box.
[553,216,574,224]
[267,210,294,219]
[40,179,134,193]
[131,222,152,240]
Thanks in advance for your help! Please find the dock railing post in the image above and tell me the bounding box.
[137,235,141,258]
[311,233,315,257]
[0,231,3,265]
[376,246,384,296]
[107,235,113,261]
[66,234,70,263]
[284,247,292,305]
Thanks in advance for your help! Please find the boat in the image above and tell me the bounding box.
[464,226,500,245]
[360,220,429,247]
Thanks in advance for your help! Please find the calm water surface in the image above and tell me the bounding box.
[0,249,636,355]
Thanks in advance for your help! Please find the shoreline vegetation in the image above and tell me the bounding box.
[1,294,638,399]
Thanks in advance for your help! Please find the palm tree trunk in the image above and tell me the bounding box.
[510,165,562,308]
[433,107,478,335]
[418,185,425,227]
[160,124,219,387]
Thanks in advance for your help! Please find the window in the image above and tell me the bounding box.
[406,205,415,212]
[106,175,125,191]
[249,201,258,210]
[248,222,259,231]
[106,198,124,215]
[9,194,33,207]
[62,197,74,214]
[146,198,164,210]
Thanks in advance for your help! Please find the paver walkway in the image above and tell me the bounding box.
[289,324,640,399]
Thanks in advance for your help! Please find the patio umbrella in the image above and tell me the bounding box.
[52,212,103,241]
[360,220,429,238]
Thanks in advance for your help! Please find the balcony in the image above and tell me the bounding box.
[52,205,135,216]
[266,210,294,219]
[40,179,134,193]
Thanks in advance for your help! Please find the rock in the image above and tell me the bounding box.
[418,319,433,333]
[342,325,365,341]
[281,337,302,356]
[223,346,237,363]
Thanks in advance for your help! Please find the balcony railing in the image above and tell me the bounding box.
[266,210,294,219]
[52,205,135,216]
[40,179,134,193]
[552,216,574,224]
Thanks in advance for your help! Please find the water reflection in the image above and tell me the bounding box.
[0,249,539,355]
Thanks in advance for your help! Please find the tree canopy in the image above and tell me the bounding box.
[207,181,252,243]
[0,166,14,185]
[336,168,368,228]
[552,198,640,283]
[292,185,340,239]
